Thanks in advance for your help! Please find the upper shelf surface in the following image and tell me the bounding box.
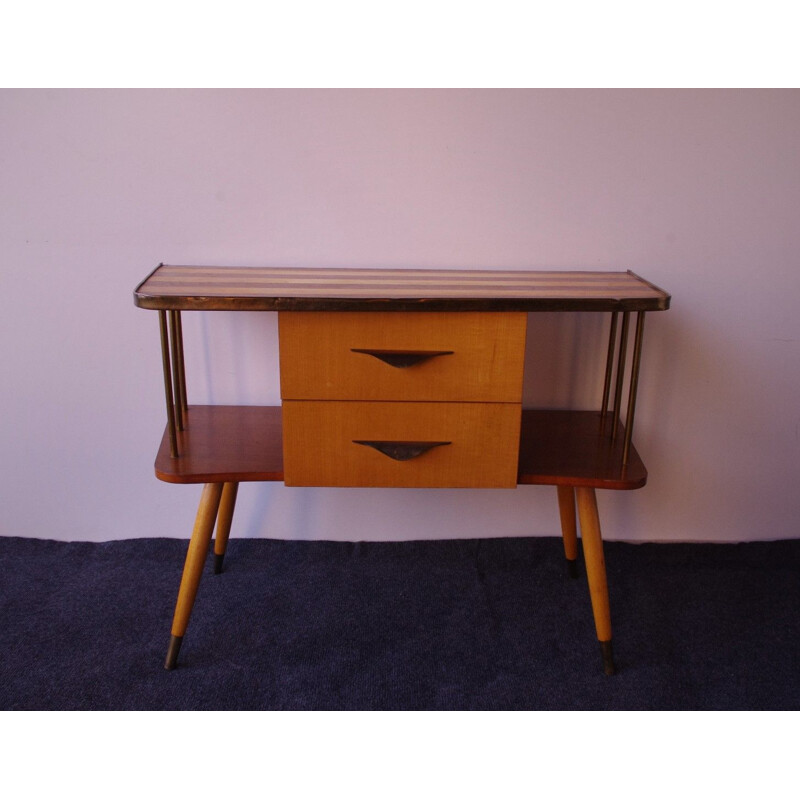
[134,265,671,312]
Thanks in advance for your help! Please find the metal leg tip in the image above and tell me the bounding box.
[567,558,579,579]
[164,635,183,670]
[600,640,616,676]
[213,554,225,575]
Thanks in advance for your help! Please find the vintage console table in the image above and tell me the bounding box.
[134,265,670,675]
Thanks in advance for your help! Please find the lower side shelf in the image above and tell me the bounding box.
[155,405,647,490]
[517,408,647,489]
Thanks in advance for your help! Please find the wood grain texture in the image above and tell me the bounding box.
[576,487,612,642]
[517,410,646,490]
[282,400,522,488]
[134,265,671,312]
[170,482,223,637]
[154,406,283,484]
[154,406,646,489]
[557,485,579,562]
[213,482,239,558]
[278,311,526,402]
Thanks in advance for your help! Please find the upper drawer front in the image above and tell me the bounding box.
[279,311,527,402]
[283,400,521,488]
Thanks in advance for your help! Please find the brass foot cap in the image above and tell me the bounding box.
[567,559,579,579]
[600,640,616,676]
[164,635,183,670]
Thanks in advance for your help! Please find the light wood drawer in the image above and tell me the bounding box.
[279,311,526,402]
[283,400,522,488]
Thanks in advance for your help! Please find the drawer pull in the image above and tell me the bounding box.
[352,440,451,461]
[350,348,454,368]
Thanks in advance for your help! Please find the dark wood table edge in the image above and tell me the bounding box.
[135,294,670,313]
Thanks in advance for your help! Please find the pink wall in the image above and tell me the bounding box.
[2,89,799,542]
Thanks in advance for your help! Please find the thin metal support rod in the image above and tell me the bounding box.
[158,311,179,458]
[611,311,630,439]
[600,311,619,429]
[169,311,185,430]
[623,312,646,464]
[175,310,188,414]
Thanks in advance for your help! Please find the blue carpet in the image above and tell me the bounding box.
[1,536,798,710]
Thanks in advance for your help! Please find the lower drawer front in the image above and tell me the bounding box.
[283,400,521,488]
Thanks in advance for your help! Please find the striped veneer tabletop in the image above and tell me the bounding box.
[134,265,670,312]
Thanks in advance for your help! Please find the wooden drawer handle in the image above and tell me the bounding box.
[352,440,451,461]
[350,348,454,368]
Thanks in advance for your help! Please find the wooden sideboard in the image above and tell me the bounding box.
[134,265,671,675]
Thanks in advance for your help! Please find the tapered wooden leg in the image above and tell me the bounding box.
[575,486,616,675]
[556,485,579,578]
[165,482,224,670]
[213,482,239,574]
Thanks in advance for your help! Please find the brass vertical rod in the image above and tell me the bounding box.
[158,311,179,458]
[622,312,646,464]
[611,311,630,440]
[169,311,184,430]
[600,311,619,428]
[175,310,188,413]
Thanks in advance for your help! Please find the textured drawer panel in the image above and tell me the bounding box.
[282,400,522,488]
[278,311,526,402]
